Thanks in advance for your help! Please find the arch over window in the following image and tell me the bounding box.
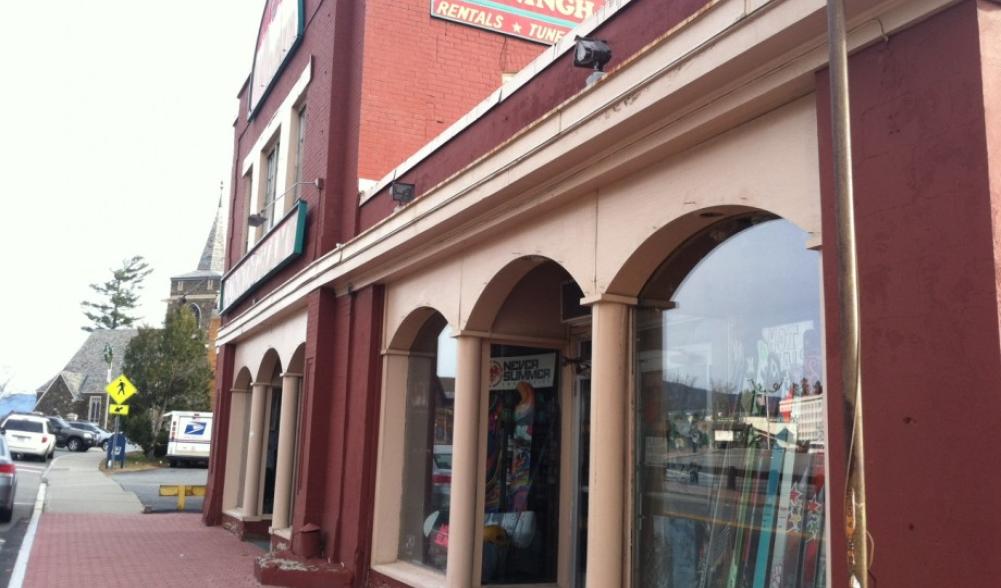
[634,214,827,587]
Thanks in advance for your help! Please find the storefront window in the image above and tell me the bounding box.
[399,323,455,571]
[483,345,561,584]
[635,216,826,587]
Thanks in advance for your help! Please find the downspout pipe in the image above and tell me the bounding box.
[826,1,869,586]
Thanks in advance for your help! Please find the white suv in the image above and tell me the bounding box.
[2,415,55,461]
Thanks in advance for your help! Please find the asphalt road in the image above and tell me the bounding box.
[112,465,208,513]
[0,448,74,587]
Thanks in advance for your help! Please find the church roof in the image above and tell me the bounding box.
[35,329,138,402]
[196,197,226,274]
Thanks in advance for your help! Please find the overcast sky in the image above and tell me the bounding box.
[0,1,264,392]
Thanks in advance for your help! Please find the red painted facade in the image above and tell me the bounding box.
[817,3,1001,586]
[208,0,1001,585]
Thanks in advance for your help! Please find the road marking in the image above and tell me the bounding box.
[9,481,45,588]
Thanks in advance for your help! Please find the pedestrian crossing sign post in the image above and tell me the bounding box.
[106,375,137,405]
[105,374,138,469]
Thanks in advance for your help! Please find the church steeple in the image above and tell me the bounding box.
[197,182,227,273]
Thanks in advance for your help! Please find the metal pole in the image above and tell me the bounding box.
[826,1,868,586]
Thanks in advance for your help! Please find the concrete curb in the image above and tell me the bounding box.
[9,481,46,588]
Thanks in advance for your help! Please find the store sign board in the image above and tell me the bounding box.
[429,0,605,45]
[221,200,307,312]
[489,353,556,390]
[249,0,305,118]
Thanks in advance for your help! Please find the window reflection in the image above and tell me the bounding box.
[399,322,455,571]
[635,216,827,587]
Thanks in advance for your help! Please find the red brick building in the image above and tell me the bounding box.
[205,1,1001,586]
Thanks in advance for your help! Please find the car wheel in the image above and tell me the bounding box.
[101,440,109,451]
[46,450,54,460]
[168,459,176,468]
[0,505,11,523]
[67,438,82,452]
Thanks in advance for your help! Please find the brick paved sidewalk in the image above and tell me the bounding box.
[24,512,263,587]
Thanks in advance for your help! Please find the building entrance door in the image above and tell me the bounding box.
[570,338,591,588]
[261,386,283,515]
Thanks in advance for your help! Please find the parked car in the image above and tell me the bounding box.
[68,421,113,450]
[46,416,96,452]
[1,414,54,461]
[0,436,15,522]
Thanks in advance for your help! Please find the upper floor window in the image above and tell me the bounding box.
[294,106,307,200]
[264,141,281,230]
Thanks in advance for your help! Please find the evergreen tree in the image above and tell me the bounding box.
[121,307,212,456]
[81,256,153,332]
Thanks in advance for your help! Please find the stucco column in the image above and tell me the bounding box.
[445,335,481,588]
[271,373,301,531]
[242,382,269,518]
[585,299,631,588]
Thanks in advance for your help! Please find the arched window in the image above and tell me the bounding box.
[634,215,826,587]
[188,304,202,328]
[398,315,455,571]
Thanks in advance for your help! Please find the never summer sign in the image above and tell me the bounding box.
[430,0,604,45]
[221,201,307,312]
[248,0,304,118]
[489,353,556,390]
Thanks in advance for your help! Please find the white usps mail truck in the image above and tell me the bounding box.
[163,411,212,467]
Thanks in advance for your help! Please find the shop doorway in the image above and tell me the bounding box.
[570,338,591,588]
[261,385,283,515]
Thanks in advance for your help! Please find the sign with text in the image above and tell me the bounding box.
[489,353,557,390]
[249,0,304,117]
[430,0,605,45]
[221,200,307,312]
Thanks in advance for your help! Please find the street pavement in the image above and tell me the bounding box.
[112,464,208,513]
[15,450,263,587]
[0,453,47,587]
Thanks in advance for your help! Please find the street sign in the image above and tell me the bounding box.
[106,374,137,405]
[109,405,130,416]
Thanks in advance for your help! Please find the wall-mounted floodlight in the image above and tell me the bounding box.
[574,37,612,72]
[391,181,416,206]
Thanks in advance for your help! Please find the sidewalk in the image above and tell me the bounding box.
[19,451,263,587]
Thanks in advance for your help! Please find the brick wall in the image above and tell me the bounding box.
[357,0,543,182]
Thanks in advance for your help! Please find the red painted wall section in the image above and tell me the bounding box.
[333,286,385,580]
[980,1,1001,335]
[291,288,340,545]
[225,0,364,319]
[817,3,1001,585]
[357,0,711,230]
[203,343,236,526]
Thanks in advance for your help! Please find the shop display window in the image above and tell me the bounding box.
[483,345,561,585]
[635,216,827,587]
[398,324,456,571]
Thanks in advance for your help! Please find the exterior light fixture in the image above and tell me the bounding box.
[248,212,267,227]
[391,181,416,205]
[574,37,612,86]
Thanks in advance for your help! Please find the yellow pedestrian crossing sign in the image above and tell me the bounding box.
[106,374,137,405]
[109,405,130,416]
